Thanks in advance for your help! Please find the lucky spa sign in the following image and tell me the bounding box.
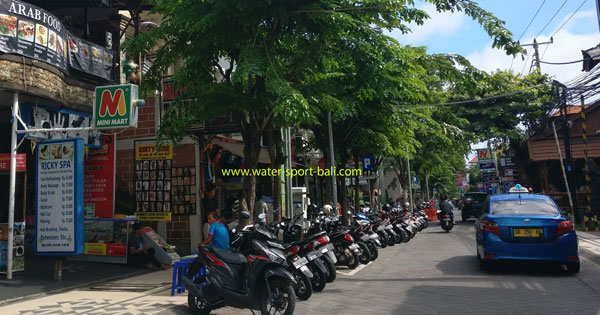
[35,138,84,255]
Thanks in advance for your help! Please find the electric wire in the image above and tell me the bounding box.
[535,0,569,38]
[518,0,546,41]
[510,0,546,72]
[540,0,588,61]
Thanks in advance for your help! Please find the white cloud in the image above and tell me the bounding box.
[466,10,600,83]
[388,3,466,45]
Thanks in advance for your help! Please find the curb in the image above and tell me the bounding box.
[0,269,151,307]
[580,247,600,266]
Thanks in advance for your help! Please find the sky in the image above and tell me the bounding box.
[387,0,600,156]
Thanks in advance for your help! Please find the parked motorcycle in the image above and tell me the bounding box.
[183,227,296,315]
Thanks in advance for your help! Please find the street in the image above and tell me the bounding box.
[3,220,600,315]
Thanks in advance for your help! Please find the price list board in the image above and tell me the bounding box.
[35,138,85,255]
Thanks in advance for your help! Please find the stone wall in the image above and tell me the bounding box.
[0,55,97,111]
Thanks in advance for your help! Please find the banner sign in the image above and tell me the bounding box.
[0,153,26,171]
[35,138,84,255]
[20,103,103,148]
[135,143,173,160]
[68,34,113,80]
[93,84,139,130]
[84,135,115,218]
[134,140,173,221]
[0,0,68,70]
[479,162,495,169]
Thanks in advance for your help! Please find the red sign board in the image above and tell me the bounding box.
[0,154,26,171]
[106,243,126,257]
[84,135,115,218]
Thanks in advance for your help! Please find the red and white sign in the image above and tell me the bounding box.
[84,135,115,218]
[0,154,26,171]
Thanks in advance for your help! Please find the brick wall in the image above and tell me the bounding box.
[116,100,197,254]
[119,97,157,139]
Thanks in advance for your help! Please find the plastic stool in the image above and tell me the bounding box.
[171,260,192,296]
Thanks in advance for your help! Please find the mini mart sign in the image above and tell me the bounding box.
[93,84,139,130]
[477,148,493,164]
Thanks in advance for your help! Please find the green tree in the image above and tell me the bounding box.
[123,0,522,220]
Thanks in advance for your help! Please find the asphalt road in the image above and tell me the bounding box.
[3,220,600,315]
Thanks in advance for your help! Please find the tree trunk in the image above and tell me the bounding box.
[241,121,263,224]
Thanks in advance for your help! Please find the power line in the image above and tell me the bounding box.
[510,0,546,72]
[518,0,547,41]
[540,55,597,65]
[395,84,547,107]
[536,0,569,38]
[540,0,588,61]
[521,46,533,74]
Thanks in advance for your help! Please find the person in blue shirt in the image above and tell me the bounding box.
[201,210,230,250]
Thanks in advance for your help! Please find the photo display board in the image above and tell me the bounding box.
[171,166,196,215]
[134,141,173,221]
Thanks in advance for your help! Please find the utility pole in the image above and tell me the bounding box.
[558,85,579,223]
[407,157,413,212]
[328,112,338,211]
[521,38,553,73]
[596,0,600,33]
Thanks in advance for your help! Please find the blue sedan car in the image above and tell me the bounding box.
[475,188,579,273]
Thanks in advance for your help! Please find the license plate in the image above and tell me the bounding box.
[370,234,378,239]
[321,247,328,254]
[327,251,337,263]
[513,228,543,237]
[326,243,334,251]
[361,235,370,241]
[349,244,359,250]
[293,257,308,269]
[306,252,318,261]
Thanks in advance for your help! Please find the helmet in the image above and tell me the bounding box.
[323,204,333,215]
[383,204,391,212]
[441,195,448,200]
[404,202,410,207]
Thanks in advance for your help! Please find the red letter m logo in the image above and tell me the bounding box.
[99,89,126,117]
[478,149,491,160]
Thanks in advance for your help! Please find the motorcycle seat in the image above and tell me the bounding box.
[211,247,248,265]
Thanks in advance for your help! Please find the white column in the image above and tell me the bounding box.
[7,92,19,280]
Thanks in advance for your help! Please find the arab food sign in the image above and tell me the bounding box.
[477,148,493,164]
[0,0,68,70]
[93,84,139,130]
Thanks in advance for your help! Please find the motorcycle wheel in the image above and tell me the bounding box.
[310,266,327,292]
[386,234,395,247]
[188,293,212,315]
[357,242,371,265]
[345,249,360,269]
[423,219,429,229]
[366,241,378,261]
[261,279,296,315]
[292,271,313,301]
[377,233,388,248]
[394,233,402,244]
[400,229,410,243]
[323,258,336,283]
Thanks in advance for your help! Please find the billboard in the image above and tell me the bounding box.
[35,138,84,255]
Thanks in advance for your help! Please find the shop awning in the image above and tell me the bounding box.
[210,136,271,164]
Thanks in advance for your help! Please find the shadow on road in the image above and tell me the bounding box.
[435,255,573,278]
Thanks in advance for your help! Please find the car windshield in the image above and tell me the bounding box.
[490,199,559,216]
[466,194,487,202]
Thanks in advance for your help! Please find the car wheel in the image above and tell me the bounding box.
[566,262,580,273]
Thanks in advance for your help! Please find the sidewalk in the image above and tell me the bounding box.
[0,270,245,315]
[0,255,148,306]
[578,230,600,265]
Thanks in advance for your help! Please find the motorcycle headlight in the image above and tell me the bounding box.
[255,240,286,264]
